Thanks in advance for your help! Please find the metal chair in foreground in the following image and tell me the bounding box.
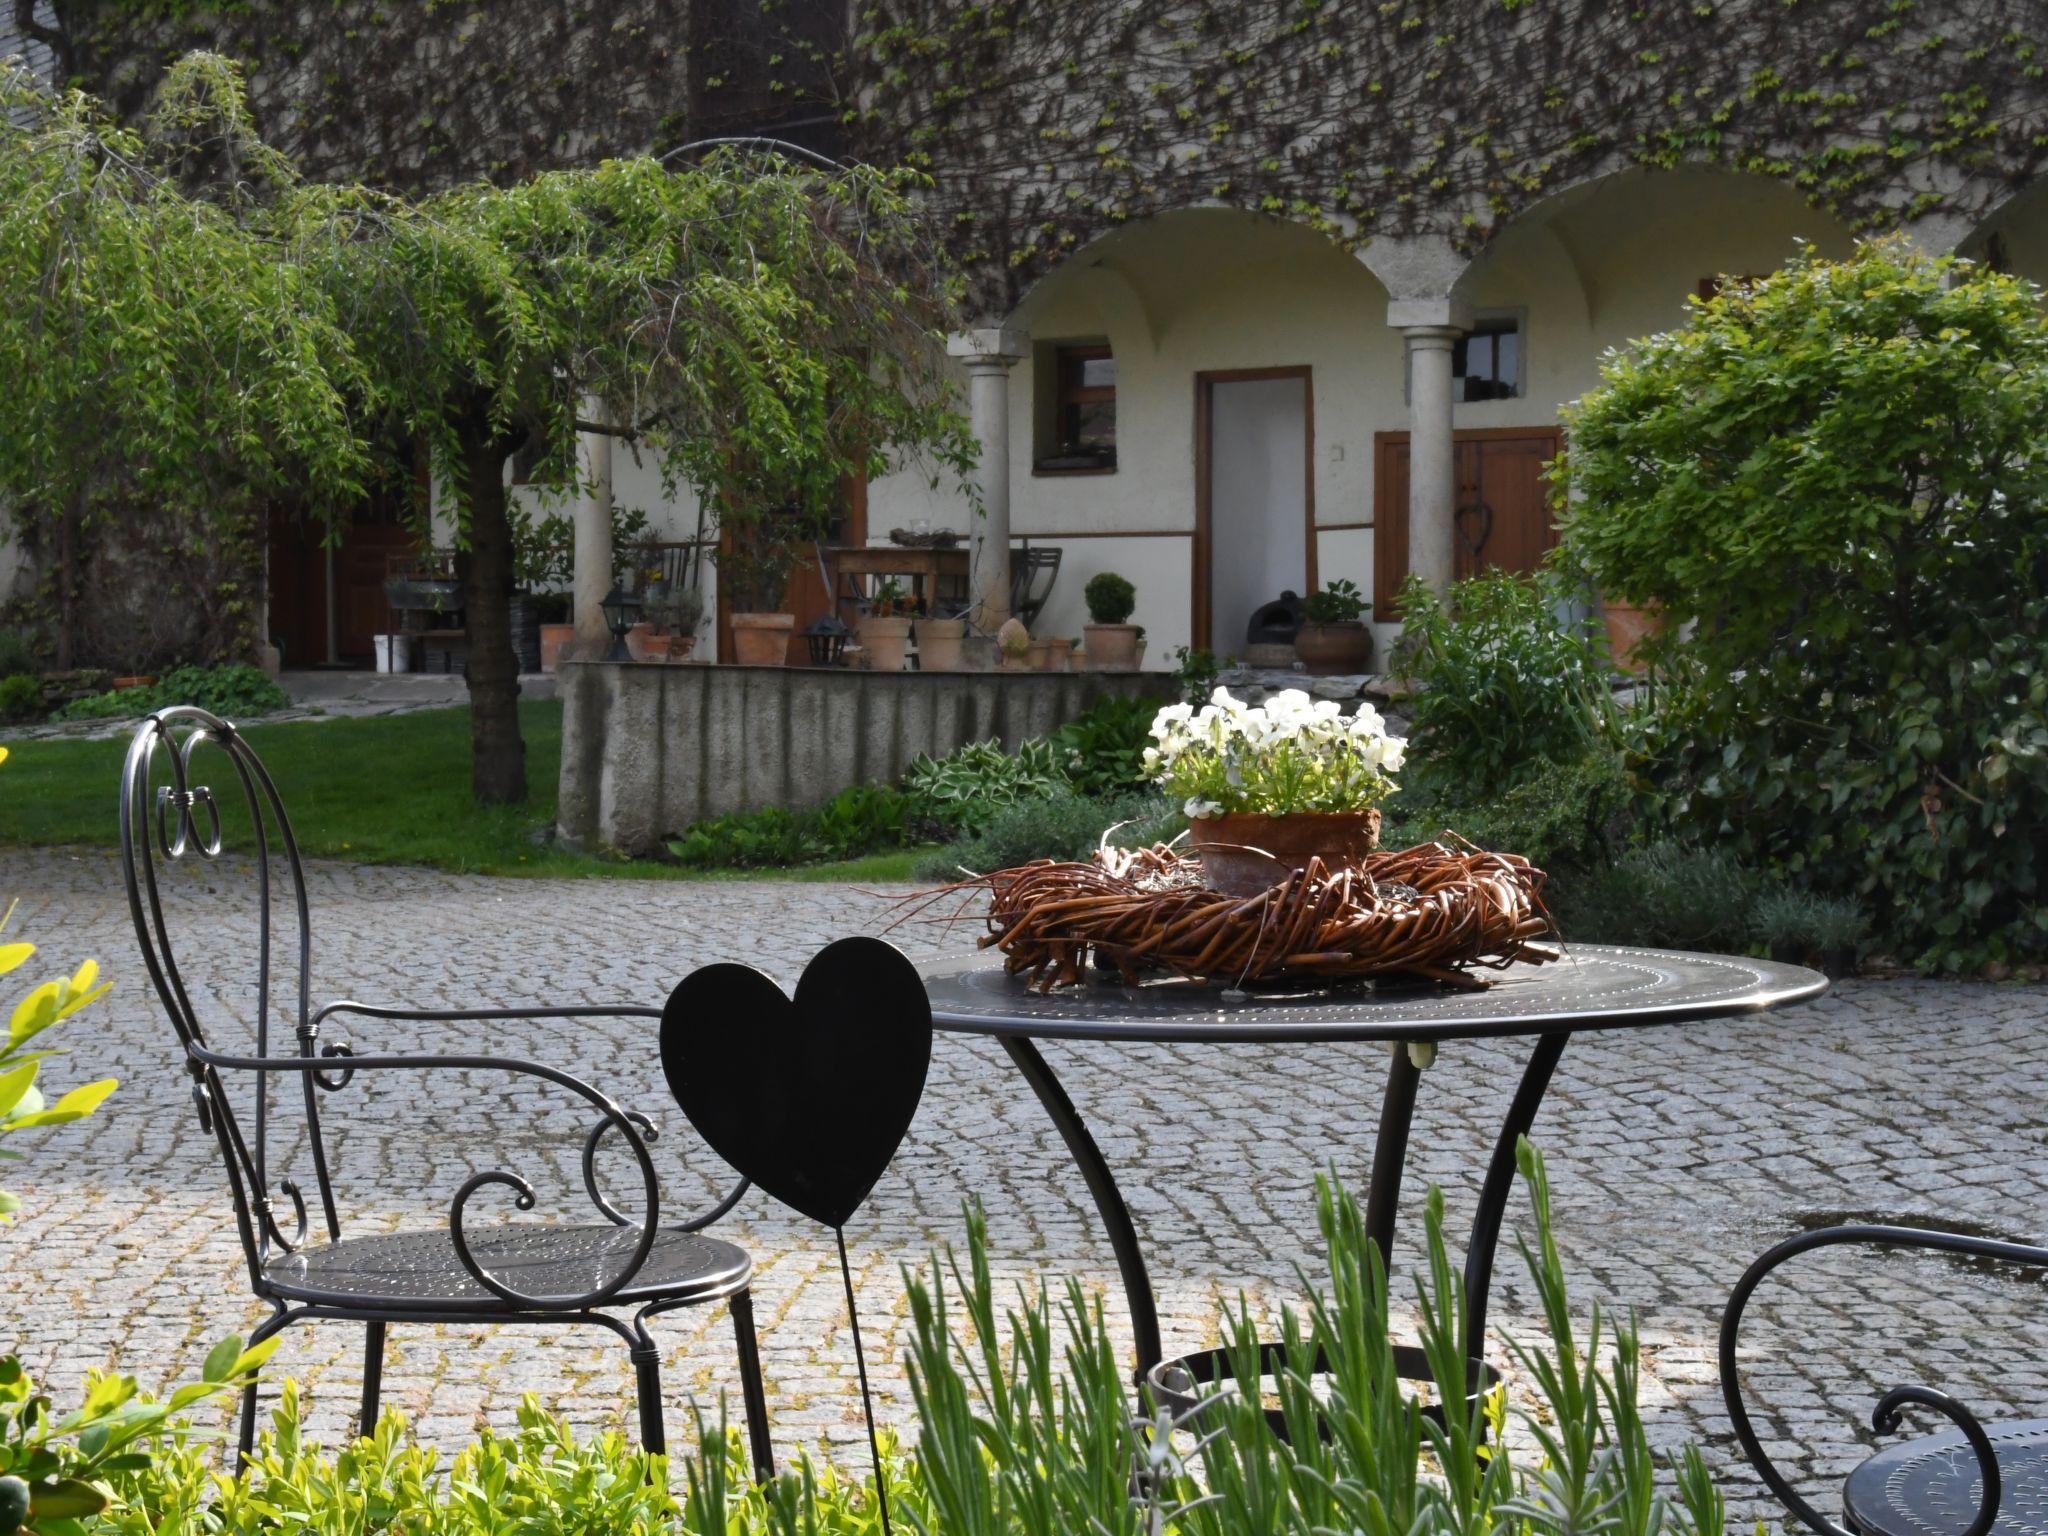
[1722,1221,2043,1536]
[118,706,772,1476]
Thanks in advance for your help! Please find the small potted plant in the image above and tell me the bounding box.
[857,580,916,672]
[718,499,825,666]
[1082,572,1140,671]
[642,582,705,661]
[916,607,967,671]
[1294,579,1374,674]
[1148,687,1405,896]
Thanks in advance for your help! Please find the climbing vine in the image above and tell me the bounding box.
[39,1,2048,315]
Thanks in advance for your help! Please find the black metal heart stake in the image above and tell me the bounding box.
[661,936,932,1529]
[659,936,933,1228]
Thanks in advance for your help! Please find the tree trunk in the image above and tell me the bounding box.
[53,490,81,671]
[456,427,527,806]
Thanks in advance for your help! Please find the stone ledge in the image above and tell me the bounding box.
[555,661,1174,855]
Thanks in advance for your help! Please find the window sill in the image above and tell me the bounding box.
[1031,464,1118,478]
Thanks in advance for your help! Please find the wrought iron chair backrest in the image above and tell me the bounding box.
[119,707,331,1292]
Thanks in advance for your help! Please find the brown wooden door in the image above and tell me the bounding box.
[1372,426,1562,613]
[267,461,426,666]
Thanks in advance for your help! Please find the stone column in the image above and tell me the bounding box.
[946,328,1027,633]
[571,393,614,657]
[1390,297,1471,595]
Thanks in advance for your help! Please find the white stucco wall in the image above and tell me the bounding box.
[866,174,1859,661]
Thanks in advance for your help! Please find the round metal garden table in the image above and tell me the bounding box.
[921,942,1827,1394]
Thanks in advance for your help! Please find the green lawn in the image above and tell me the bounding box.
[0,700,931,882]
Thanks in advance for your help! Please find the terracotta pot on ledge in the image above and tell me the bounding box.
[730,612,795,666]
[1294,621,1374,676]
[916,617,965,671]
[1083,623,1140,671]
[1186,809,1383,898]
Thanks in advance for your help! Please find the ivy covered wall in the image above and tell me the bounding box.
[37,0,2048,316]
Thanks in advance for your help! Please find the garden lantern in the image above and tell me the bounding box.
[600,585,641,661]
[802,614,852,667]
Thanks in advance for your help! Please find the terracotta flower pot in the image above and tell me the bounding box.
[730,612,796,666]
[1046,637,1073,672]
[1186,809,1384,897]
[1293,621,1374,676]
[112,675,157,691]
[857,614,914,672]
[624,623,663,663]
[1600,600,1664,676]
[538,622,576,673]
[1083,623,1140,671]
[1027,638,1052,670]
[916,617,965,671]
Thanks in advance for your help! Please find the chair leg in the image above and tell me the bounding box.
[360,1320,386,1436]
[631,1333,666,1457]
[236,1309,295,1474]
[730,1289,774,1483]
[236,1378,261,1470]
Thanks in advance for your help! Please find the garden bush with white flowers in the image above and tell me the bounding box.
[1146,688,1406,819]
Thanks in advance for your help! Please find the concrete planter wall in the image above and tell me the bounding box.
[556,662,1175,856]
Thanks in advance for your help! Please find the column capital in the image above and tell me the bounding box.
[1386,296,1473,334]
[947,327,1028,367]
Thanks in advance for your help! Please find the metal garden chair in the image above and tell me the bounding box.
[1722,1221,2044,1536]
[119,706,772,1476]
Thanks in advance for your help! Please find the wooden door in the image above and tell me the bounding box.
[713,474,866,665]
[1372,426,1563,613]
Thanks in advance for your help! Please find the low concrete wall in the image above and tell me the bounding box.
[556,662,1174,855]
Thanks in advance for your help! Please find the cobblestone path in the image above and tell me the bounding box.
[5,846,2045,1529]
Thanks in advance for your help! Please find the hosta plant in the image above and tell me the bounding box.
[1145,688,1404,819]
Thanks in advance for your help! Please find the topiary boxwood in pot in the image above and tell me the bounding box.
[1082,571,1139,670]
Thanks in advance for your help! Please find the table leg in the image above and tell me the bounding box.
[999,1035,1164,1376]
[1363,1044,1426,1266]
[1460,1031,1570,1363]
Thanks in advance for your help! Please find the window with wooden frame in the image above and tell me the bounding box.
[1041,343,1117,471]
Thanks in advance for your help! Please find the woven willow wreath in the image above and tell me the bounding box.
[913,839,1560,992]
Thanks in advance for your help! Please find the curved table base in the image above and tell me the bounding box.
[1001,1029,1571,1386]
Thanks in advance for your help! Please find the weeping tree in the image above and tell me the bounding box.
[0,60,369,669]
[268,95,976,803]
[5,53,975,805]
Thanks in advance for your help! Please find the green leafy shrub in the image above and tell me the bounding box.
[53,665,289,723]
[1082,571,1135,625]
[0,634,35,680]
[904,738,1069,835]
[1395,571,1612,798]
[1050,695,1157,797]
[1558,240,2048,971]
[915,789,1175,880]
[1752,887,1871,960]
[903,1146,1724,1536]
[1384,750,1633,878]
[1555,841,1761,951]
[668,784,914,869]
[0,677,40,725]
[1170,645,1225,705]
[0,1338,272,1536]
[95,1380,912,1536]
[1303,577,1367,624]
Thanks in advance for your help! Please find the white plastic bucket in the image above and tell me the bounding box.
[372,634,412,673]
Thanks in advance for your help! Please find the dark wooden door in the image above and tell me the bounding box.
[268,463,425,667]
[1372,426,1563,613]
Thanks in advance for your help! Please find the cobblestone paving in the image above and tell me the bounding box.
[5,845,2046,1529]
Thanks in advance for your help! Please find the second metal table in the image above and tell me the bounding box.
[921,942,1826,1387]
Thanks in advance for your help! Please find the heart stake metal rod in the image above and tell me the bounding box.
[834,1224,893,1536]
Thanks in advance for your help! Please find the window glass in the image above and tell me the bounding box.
[1453,316,1521,402]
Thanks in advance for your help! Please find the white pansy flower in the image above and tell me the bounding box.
[1184,798,1223,819]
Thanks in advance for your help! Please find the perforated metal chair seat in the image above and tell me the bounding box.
[263,1224,752,1313]
[1845,1420,2048,1536]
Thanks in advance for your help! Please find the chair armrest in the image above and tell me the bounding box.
[304,999,747,1232]
[1720,1223,2034,1536]
[190,1036,664,1312]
